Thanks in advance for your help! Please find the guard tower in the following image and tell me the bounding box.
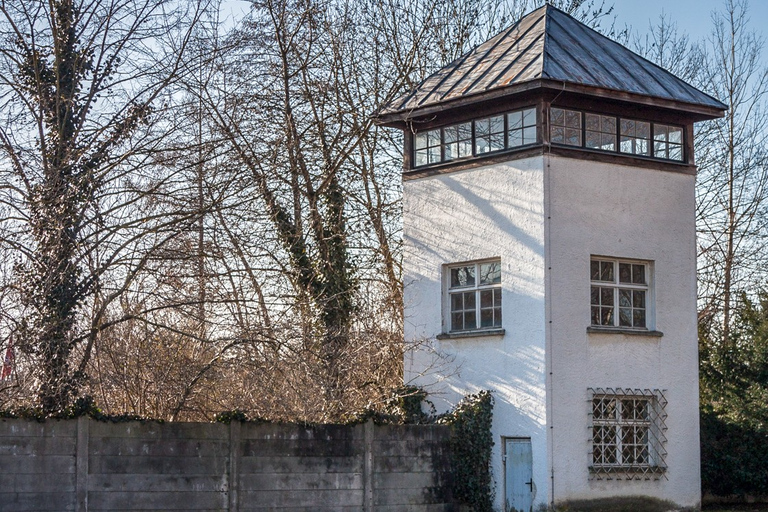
[376,5,725,511]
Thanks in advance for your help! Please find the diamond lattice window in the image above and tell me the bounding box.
[589,388,667,480]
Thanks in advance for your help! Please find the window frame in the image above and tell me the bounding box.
[411,107,538,169]
[548,108,686,163]
[589,388,667,479]
[443,259,502,334]
[590,257,653,331]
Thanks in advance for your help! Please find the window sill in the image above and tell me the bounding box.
[436,328,506,340]
[587,326,663,337]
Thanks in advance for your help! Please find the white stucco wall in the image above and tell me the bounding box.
[545,155,701,508]
[402,157,548,511]
[403,153,701,510]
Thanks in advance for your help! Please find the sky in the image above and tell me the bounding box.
[610,0,768,44]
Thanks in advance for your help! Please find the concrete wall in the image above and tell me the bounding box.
[545,154,701,508]
[0,418,453,512]
[402,157,548,512]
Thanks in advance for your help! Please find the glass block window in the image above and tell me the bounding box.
[508,108,537,147]
[550,107,582,146]
[444,122,473,161]
[653,124,683,161]
[585,113,617,151]
[414,128,442,166]
[448,260,501,332]
[620,118,651,156]
[475,115,505,154]
[591,258,650,329]
[589,388,668,480]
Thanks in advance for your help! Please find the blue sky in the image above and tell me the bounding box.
[610,0,767,43]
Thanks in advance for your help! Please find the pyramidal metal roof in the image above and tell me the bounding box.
[378,5,726,120]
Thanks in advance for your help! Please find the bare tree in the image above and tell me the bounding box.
[695,0,768,345]
[0,0,207,412]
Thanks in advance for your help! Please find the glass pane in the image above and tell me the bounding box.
[619,289,631,307]
[565,128,581,146]
[444,142,457,161]
[591,306,601,325]
[458,123,472,140]
[632,264,645,284]
[443,126,458,144]
[601,133,616,151]
[619,308,632,326]
[586,113,600,131]
[475,119,490,137]
[633,290,646,309]
[480,289,493,308]
[479,262,501,284]
[620,118,634,136]
[670,144,682,161]
[464,291,476,309]
[415,149,428,167]
[591,286,600,305]
[590,260,600,281]
[450,293,463,311]
[636,138,649,155]
[522,108,535,126]
[509,129,523,147]
[480,308,493,328]
[494,289,502,306]
[602,116,616,132]
[550,108,564,126]
[427,129,441,146]
[620,136,632,153]
[637,121,650,139]
[600,261,614,282]
[551,126,564,144]
[414,132,428,150]
[634,309,646,328]
[476,137,490,154]
[654,124,668,141]
[669,126,682,143]
[444,126,458,143]
[490,133,504,151]
[490,115,504,134]
[565,110,581,128]
[428,146,441,163]
[586,130,601,149]
[508,111,523,129]
[494,307,502,326]
[601,288,613,306]
[451,266,475,287]
[458,140,473,158]
[464,311,476,330]
[523,126,536,144]
[619,263,631,283]
[654,141,666,157]
[601,306,613,325]
[451,312,463,331]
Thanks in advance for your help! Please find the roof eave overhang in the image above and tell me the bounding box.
[374,79,727,128]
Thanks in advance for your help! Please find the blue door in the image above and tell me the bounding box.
[505,438,533,512]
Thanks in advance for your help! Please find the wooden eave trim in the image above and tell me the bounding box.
[402,144,697,181]
[374,78,726,128]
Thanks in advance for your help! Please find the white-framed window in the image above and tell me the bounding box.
[589,388,667,479]
[414,128,442,166]
[411,106,538,168]
[507,107,537,147]
[653,124,683,161]
[475,115,505,154]
[550,107,582,146]
[590,257,650,329]
[619,118,650,156]
[585,113,617,151]
[446,260,502,332]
